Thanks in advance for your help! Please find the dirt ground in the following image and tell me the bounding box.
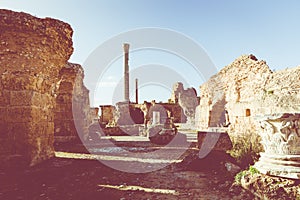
[0,137,255,200]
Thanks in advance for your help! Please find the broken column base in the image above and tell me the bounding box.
[254,153,300,179]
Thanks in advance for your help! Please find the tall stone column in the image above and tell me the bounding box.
[123,43,130,102]
[254,113,300,179]
[0,9,73,166]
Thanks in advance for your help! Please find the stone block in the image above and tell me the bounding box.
[10,90,35,106]
[0,122,9,139]
[0,90,10,106]
[197,131,232,152]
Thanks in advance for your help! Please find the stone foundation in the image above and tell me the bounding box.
[197,130,232,158]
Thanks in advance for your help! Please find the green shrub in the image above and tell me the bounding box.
[234,170,247,184]
[234,166,260,184]
[228,129,263,168]
[248,166,260,175]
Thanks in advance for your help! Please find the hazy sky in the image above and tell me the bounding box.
[2,1,300,105]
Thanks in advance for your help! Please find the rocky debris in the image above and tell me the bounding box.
[0,9,73,166]
[225,162,241,176]
[54,62,92,142]
[239,170,300,199]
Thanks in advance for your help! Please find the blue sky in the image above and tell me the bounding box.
[2,1,300,106]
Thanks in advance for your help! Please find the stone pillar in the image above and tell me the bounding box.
[152,111,160,125]
[135,78,138,104]
[0,9,73,166]
[114,102,134,126]
[123,43,130,102]
[54,63,91,142]
[254,113,300,179]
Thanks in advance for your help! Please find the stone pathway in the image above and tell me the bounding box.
[0,138,255,200]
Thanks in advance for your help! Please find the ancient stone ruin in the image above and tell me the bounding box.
[197,54,300,179]
[0,9,94,167]
[196,54,271,155]
[170,82,199,128]
[0,9,73,166]
[254,113,300,179]
[54,62,93,142]
[1,8,300,184]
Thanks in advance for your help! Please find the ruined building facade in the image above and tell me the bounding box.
[0,10,73,166]
[196,54,300,166]
[0,9,91,167]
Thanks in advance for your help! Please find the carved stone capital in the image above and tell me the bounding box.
[254,113,300,179]
[256,113,300,155]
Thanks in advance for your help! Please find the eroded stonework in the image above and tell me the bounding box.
[171,82,198,128]
[197,54,300,179]
[254,113,300,179]
[0,9,73,166]
[196,55,271,152]
[54,63,92,142]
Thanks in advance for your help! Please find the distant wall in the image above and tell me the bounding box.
[100,105,115,124]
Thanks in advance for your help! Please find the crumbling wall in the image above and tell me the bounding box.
[256,66,300,113]
[100,105,115,124]
[171,82,198,127]
[54,63,92,142]
[198,55,271,128]
[0,9,73,166]
[197,55,272,157]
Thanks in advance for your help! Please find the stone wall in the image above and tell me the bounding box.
[0,9,73,166]
[197,54,300,160]
[256,65,300,114]
[100,105,115,124]
[197,55,272,151]
[54,63,92,142]
[171,82,198,127]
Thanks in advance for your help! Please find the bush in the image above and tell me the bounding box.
[228,129,263,169]
[234,166,260,184]
[235,170,247,184]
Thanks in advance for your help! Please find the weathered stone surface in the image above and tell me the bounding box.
[256,66,300,114]
[171,82,198,128]
[197,130,232,152]
[254,113,300,179]
[114,102,135,126]
[197,54,300,178]
[196,55,271,156]
[239,170,300,199]
[100,105,115,124]
[0,9,73,166]
[54,63,92,142]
